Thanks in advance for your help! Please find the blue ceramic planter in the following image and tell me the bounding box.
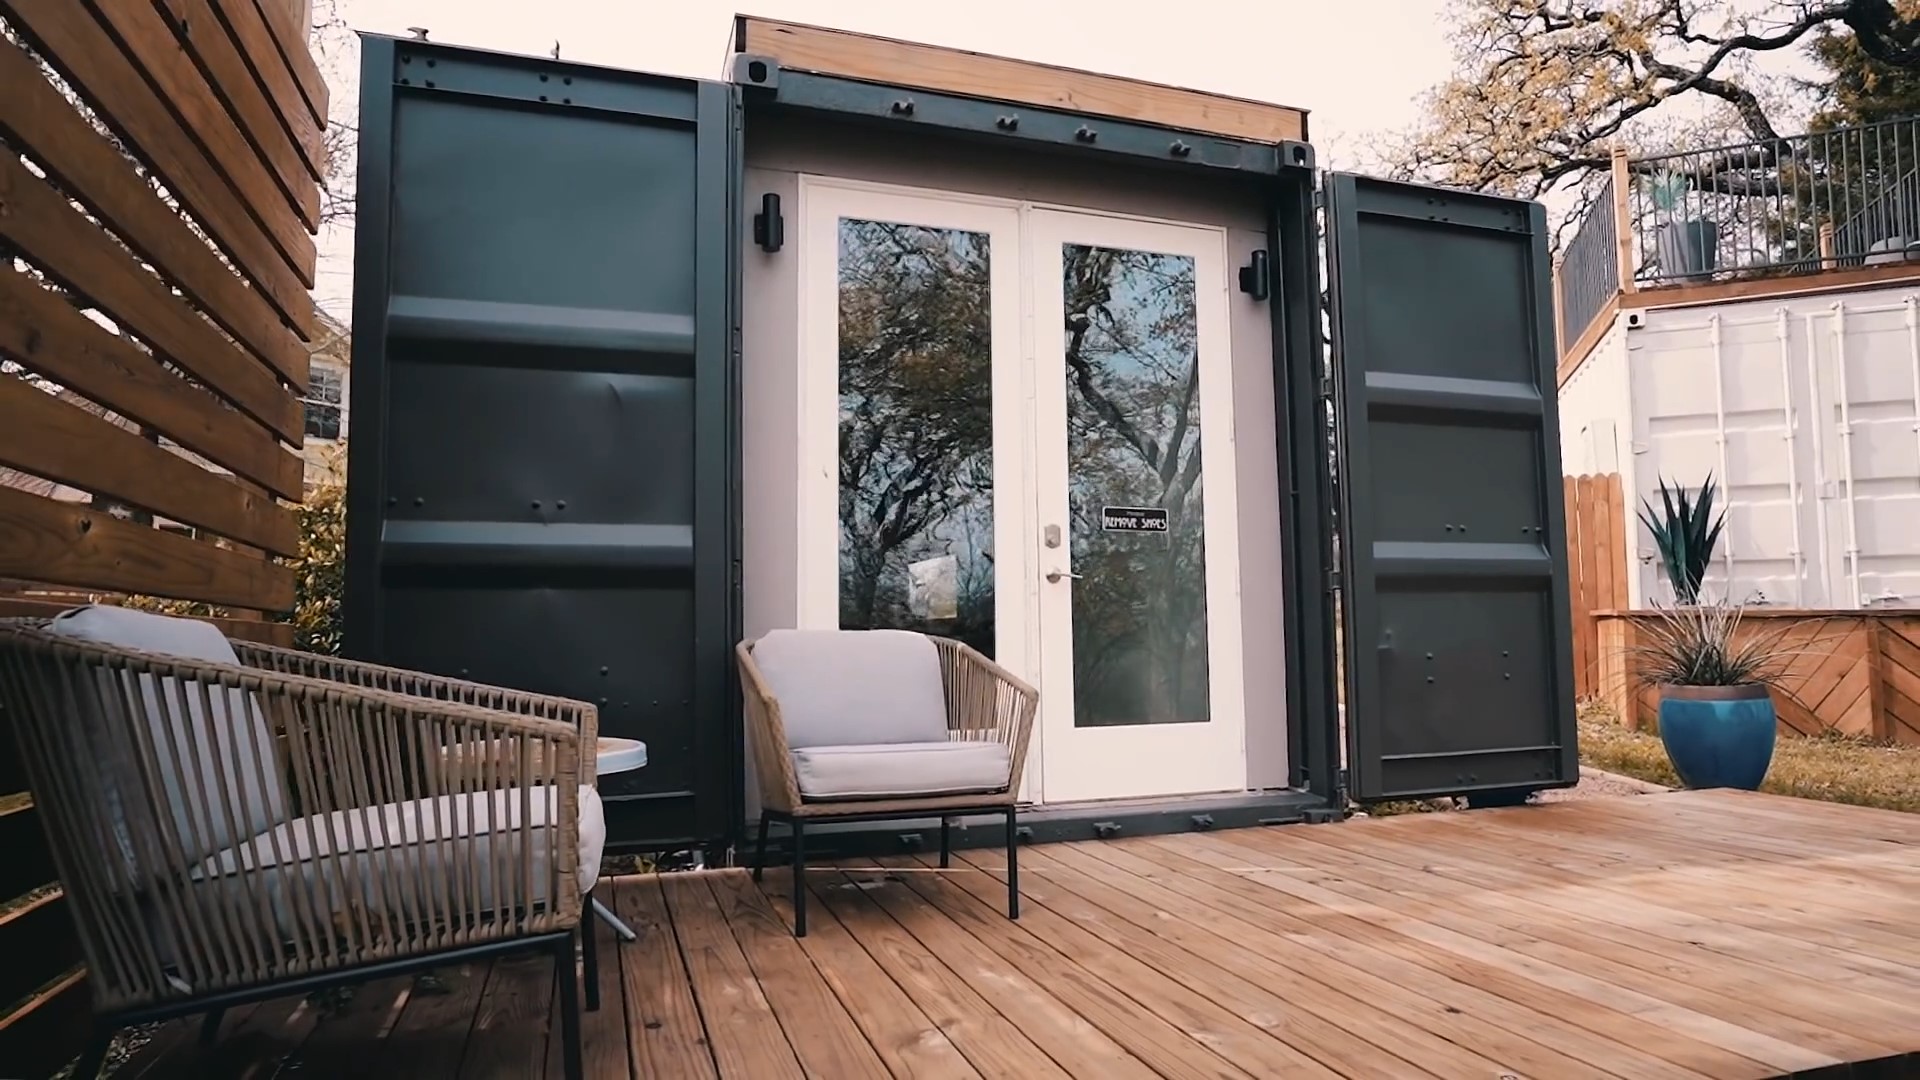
[1657,683,1776,791]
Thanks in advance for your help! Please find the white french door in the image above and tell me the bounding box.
[797,177,1245,805]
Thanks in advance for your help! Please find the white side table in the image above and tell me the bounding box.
[592,737,647,941]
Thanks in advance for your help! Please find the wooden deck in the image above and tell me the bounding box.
[115,789,1920,1079]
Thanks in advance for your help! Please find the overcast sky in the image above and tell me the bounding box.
[314,0,1456,317]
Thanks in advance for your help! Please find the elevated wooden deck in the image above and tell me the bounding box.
[117,789,1919,1079]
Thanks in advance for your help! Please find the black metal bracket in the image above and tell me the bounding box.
[753,191,783,252]
[1238,249,1271,301]
[1189,813,1216,831]
[1092,821,1123,839]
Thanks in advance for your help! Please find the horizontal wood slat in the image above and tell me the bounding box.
[249,0,329,129]
[0,800,59,902]
[0,891,83,1018]
[1598,610,1919,745]
[0,36,308,388]
[206,0,326,177]
[736,16,1308,144]
[0,269,306,501]
[0,968,89,1080]
[0,379,300,556]
[161,0,323,193]
[93,0,321,235]
[0,152,304,445]
[0,485,296,610]
[0,597,296,646]
[4,0,319,335]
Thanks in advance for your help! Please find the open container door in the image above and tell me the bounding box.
[1322,174,1578,803]
[346,36,741,850]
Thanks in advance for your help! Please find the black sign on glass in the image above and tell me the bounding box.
[1100,506,1169,533]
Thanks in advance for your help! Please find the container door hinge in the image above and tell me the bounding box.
[1325,566,1341,595]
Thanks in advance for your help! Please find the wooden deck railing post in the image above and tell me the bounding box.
[1611,143,1636,295]
[1551,253,1566,354]
[1818,221,1837,272]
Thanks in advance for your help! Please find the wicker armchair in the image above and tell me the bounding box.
[736,629,1038,936]
[0,608,603,1080]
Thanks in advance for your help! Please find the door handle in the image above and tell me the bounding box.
[1046,568,1083,583]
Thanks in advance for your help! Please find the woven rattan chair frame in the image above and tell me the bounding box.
[736,634,1038,937]
[0,618,600,1080]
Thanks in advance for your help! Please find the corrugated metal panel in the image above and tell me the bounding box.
[1325,174,1577,802]
[1628,284,1920,608]
[346,36,740,850]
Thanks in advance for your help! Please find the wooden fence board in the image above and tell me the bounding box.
[209,0,326,172]
[248,0,329,129]
[0,378,300,556]
[0,891,83,1018]
[1563,473,1626,701]
[0,35,308,387]
[0,597,296,646]
[0,269,305,501]
[0,969,90,1080]
[0,152,303,444]
[0,800,59,902]
[95,0,321,236]
[0,485,296,610]
[4,0,319,331]
[161,0,322,198]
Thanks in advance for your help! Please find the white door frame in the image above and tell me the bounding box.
[794,174,1246,805]
[1026,208,1246,803]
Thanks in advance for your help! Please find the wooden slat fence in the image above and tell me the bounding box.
[1597,610,1920,745]
[1564,473,1629,700]
[0,1,322,1073]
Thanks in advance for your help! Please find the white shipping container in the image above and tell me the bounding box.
[1558,282,1920,610]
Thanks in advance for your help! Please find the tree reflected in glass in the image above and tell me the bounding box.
[1063,244,1209,727]
[836,220,997,658]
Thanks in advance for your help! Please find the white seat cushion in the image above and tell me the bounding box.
[190,785,605,941]
[791,740,1010,800]
[47,605,287,877]
[752,629,950,748]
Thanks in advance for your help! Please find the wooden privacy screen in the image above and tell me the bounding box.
[0,1,324,1072]
[1564,474,1630,700]
[1597,611,1920,746]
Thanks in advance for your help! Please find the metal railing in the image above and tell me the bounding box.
[1557,175,1618,347]
[1629,116,1920,285]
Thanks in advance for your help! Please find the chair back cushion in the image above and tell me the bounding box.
[750,629,949,748]
[48,606,289,872]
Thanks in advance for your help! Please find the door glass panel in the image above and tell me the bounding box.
[837,219,997,657]
[1063,244,1210,727]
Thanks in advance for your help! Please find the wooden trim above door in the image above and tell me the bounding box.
[732,15,1309,144]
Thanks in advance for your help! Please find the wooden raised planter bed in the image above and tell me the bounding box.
[1593,609,1920,745]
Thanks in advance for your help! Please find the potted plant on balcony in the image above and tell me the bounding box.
[1648,169,1719,281]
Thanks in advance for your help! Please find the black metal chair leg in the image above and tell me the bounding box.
[939,816,952,869]
[71,1026,112,1080]
[791,817,807,938]
[580,891,600,1013]
[1005,807,1020,920]
[199,1006,227,1046]
[752,810,770,882]
[554,936,584,1080]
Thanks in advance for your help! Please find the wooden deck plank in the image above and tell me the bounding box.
[1195,829,1838,1075]
[660,872,807,1079]
[1017,843,1484,1078]
[113,794,1920,1080]
[921,852,1341,1079]
[612,875,717,1079]
[706,870,889,1079]
[1101,838,1725,1080]
[806,865,1074,1078]
[756,871,983,1079]
[1321,809,1920,1000]
[1245,821,1915,1060]
[871,856,1247,1080]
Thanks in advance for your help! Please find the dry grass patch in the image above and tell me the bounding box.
[1578,706,1920,814]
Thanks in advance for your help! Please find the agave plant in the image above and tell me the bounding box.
[1624,602,1799,689]
[1639,474,1726,605]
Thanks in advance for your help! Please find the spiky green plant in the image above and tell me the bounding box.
[1624,602,1803,689]
[1638,474,1726,605]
